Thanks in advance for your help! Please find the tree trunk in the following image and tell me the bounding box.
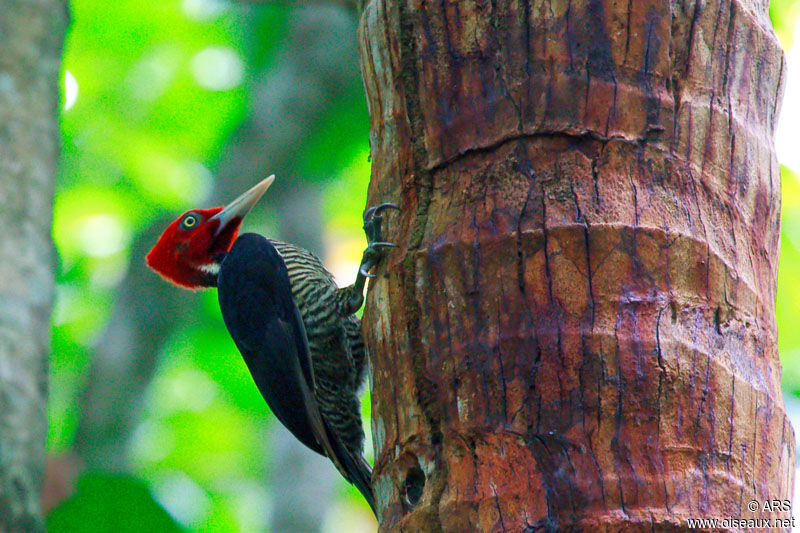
[0,1,67,530]
[359,0,793,530]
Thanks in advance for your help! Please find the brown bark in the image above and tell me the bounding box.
[359,0,793,530]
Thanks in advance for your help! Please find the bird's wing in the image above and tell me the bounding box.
[281,307,376,514]
[218,235,323,454]
[276,306,344,470]
[218,234,375,512]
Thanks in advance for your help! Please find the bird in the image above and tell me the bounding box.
[145,175,398,515]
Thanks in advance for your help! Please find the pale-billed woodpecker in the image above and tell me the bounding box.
[145,175,397,515]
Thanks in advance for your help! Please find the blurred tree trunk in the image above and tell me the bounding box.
[360,0,794,530]
[0,0,68,530]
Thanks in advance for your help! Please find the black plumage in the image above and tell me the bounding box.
[217,233,375,513]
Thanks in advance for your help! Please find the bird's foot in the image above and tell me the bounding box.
[359,203,399,279]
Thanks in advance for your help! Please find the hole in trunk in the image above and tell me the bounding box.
[402,465,425,509]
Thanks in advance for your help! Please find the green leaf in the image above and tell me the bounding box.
[47,474,182,532]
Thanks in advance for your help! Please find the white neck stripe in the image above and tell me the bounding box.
[197,262,220,275]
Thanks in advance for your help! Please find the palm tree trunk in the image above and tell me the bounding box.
[360,0,794,529]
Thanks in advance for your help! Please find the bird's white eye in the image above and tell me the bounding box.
[181,213,199,230]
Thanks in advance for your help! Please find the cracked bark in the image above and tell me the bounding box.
[0,1,67,531]
[359,0,794,530]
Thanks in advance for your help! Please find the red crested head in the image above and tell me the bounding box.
[146,175,275,289]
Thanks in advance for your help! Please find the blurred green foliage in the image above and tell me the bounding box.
[774,5,800,395]
[51,0,371,531]
[778,166,800,389]
[772,0,800,49]
[53,0,248,451]
[48,475,182,533]
[49,0,800,531]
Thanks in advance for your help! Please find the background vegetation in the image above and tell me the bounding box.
[45,1,800,531]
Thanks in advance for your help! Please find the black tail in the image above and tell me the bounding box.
[329,429,376,516]
[349,453,376,516]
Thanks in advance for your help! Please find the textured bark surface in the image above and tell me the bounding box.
[360,0,794,530]
[0,1,67,531]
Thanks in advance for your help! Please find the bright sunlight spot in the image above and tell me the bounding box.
[76,214,128,258]
[63,70,78,111]
[151,470,211,528]
[182,0,226,21]
[190,47,243,91]
[777,22,800,173]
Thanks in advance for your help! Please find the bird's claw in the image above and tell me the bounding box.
[362,202,399,247]
[359,244,392,279]
[364,202,400,222]
[359,203,400,281]
[359,265,377,278]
